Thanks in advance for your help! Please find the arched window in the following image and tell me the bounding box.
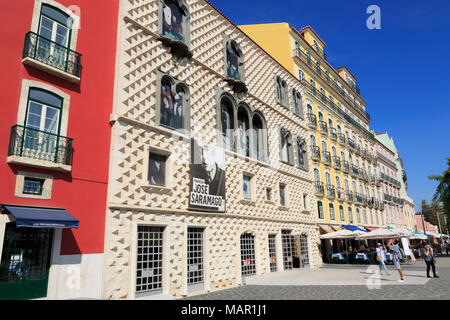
[349,153,353,165]
[337,125,342,134]
[348,206,353,224]
[297,137,307,169]
[341,151,345,162]
[339,205,345,221]
[321,140,327,153]
[280,128,293,164]
[237,106,250,157]
[329,203,335,220]
[328,118,333,129]
[314,168,320,182]
[276,76,288,106]
[36,5,74,69]
[159,74,189,131]
[252,113,267,162]
[356,208,361,224]
[307,104,313,115]
[318,111,324,121]
[309,78,316,95]
[292,89,303,116]
[310,134,316,146]
[317,201,324,219]
[299,69,305,82]
[332,146,337,157]
[325,172,331,187]
[220,96,235,151]
[345,179,349,193]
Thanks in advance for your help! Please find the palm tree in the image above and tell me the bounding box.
[428,157,450,230]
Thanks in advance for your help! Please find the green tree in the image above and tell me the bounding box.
[421,200,448,234]
[428,157,450,231]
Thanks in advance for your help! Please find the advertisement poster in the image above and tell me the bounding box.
[189,139,226,212]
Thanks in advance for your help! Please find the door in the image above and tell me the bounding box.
[281,230,295,270]
[240,233,256,278]
[300,234,310,267]
[268,235,277,272]
[187,227,204,292]
[135,226,164,298]
[0,224,53,300]
[23,89,62,162]
[37,9,70,70]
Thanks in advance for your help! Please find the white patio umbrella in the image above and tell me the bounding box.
[356,228,404,240]
[320,229,366,239]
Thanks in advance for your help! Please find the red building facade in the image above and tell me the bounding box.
[0,0,118,299]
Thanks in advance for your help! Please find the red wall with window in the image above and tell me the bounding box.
[0,0,119,254]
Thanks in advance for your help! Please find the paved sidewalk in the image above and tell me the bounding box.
[184,257,450,300]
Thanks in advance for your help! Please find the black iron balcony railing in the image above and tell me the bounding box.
[322,151,331,165]
[307,113,317,128]
[329,128,337,140]
[346,191,353,202]
[311,146,321,161]
[347,137,356,149]
[342,160,349,172]
[315,181,325,196]
[332,156,341,169]
[326,185,335,198]
[318,121,328,134]
[351,165,359,176]
[355,193,364,204]
[336,188,345,200]
[384,193,393,202]
[300,79,374,141]
[23,31,82,78]
[8,125,73,166]
[377,152,397,168]
[292,48,366,117]
[393,197,405,205]
[338,133,346,145]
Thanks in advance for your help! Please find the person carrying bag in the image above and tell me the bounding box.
[423,244,439,278]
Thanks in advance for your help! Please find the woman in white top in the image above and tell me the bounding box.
[376,243,389,275]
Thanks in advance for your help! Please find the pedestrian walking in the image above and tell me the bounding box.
[445,240,449,256]
[389,239,404,282]
[422,244,439,278]
[376,242,389,275]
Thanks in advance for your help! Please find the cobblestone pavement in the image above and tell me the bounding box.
[184,256,450,300]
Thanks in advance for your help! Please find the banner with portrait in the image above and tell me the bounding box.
[189,139,226,212]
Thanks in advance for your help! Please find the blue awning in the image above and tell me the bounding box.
[0,205,79,229]
[342,225,368,232]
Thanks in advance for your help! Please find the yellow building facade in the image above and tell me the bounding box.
[240,23,385,232]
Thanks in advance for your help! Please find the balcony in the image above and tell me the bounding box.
[346,191,354,203]
[377,152,397,168]
[336,188,345,200]
[341,160,349,173]
[332,156,341,170]
[22,31,82,83]
[7,125,73,172]
[384,193,393,202]
[347,137,356,149]
[307,113,317,129]
[318,121,328,135]
[338,133,346,145]
[350,165,359,177]
[326,185,335,199]
[315,181,325,196]
[329,128,337,140]
[355,193,364,204]
[311,146,321,161]
[367,197,374,208]
[322,151,331,166]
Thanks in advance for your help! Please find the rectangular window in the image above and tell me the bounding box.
[23,177,44,195]
[280,185,286,206]
[243,175,252,200]
[266,187,272,201]
[148,153,167,186]
[317,201,324,219]
[339,205,345,221]
[303,194,307,210]
[329,204,335,220]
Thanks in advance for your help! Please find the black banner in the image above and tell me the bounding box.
[189,139,226,212]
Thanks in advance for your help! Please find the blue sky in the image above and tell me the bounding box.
[211,0,450,211]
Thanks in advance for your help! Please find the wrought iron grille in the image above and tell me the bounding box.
[268,235,277,272]
[136,226,164,296]
[8,125,73,166]
[23,31,82,78]
[240,233,256,277]
[187,227,204,290]
[281,230,295,270]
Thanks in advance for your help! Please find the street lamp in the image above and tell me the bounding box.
[436,208,444,247]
